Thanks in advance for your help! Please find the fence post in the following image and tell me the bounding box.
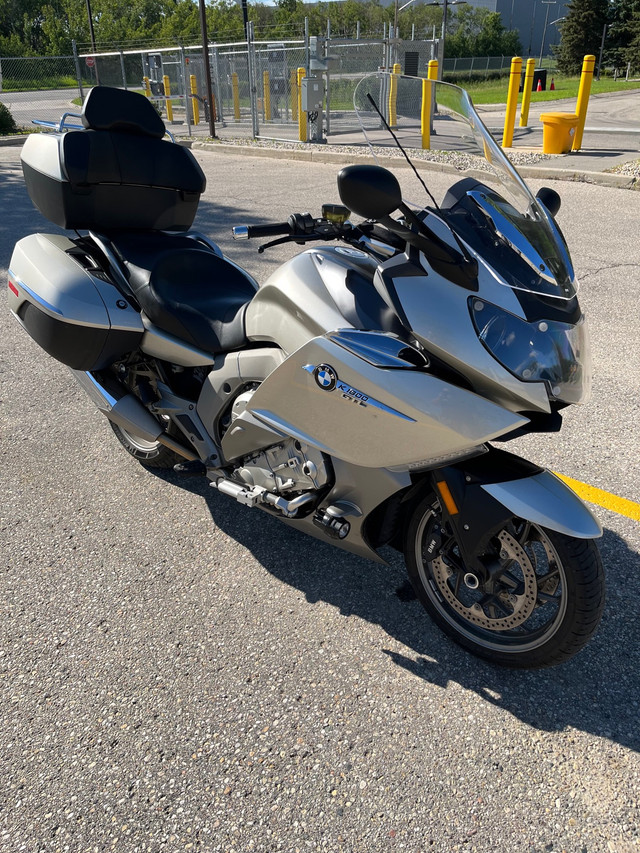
[212,46,223,121]
[232,72,241,120]
[297,66,307,142]
[190,74,200,124]
[163,74,174,122]
[119,50,127,89]
[502,56,522,147]
[72,40,84,102]
[290,69,298,121]
[572,54,595,151]
[247,22,260,138]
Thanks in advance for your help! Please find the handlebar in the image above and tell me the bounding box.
[233,222,292,240]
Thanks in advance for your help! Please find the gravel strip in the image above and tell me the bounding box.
[606,158,640,177]
[200,136,553,168]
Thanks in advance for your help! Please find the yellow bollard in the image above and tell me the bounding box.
[519,57,536,127]
[297,67,306,142]
[502,56,522,148]
[421,77,432,149]
[290,69,298,120]
[231,73,240,120]
[421,60,438,148]
[143,76,151,97]
[572,54,595,151]
[190,74,200,125]
[263,71,271,121]
[392,62,401,75]
[389,68,399,128]
[163,74,173,123]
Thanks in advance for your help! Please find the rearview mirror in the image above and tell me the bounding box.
[536,187,561,217]
[337,165,402,219]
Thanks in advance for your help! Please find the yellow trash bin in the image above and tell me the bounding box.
[539,112,579,154]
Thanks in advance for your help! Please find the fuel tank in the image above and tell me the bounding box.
[245,245,402,354]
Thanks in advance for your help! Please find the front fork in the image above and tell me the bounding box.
[426,446,602,582]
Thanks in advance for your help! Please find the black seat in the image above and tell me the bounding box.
[111,233,257,354]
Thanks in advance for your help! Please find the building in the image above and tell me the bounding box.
[461,0,569,57]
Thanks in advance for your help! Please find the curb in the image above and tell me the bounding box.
[191,140,640,191]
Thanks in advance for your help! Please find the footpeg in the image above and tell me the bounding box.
[173,459,206,477]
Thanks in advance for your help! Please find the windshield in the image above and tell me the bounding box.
[352,73,576,300]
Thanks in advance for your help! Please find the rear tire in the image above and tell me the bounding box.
[109,421,183,469]
[405,496,605,669]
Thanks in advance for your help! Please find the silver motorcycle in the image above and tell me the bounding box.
[7,76,605,668]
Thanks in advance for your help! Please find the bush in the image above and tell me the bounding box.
[442,69,510,85]
[0,101,18,135]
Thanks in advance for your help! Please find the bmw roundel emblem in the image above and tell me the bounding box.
[314,364,337,391]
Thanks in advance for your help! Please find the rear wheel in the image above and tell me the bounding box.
[404,496,605,668]
[109,420,183,469]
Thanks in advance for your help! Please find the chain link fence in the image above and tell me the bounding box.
[0,46,516,141]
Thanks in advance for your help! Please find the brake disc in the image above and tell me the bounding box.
[430,529,538,631]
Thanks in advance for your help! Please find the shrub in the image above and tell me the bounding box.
[0,101,18,135]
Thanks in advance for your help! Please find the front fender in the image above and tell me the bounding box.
[482,470,602,539]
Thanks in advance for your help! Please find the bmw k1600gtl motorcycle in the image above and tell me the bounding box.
[7,77,605,668]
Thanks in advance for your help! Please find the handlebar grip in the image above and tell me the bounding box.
[232,222,292,240]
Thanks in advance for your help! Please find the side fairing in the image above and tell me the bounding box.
[232,333,527,470]
[245,246,397,354]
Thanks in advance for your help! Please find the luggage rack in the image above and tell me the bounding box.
[32,112,177,142]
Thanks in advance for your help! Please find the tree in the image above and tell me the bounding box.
[606,0,640,72]
[445,7,521,59]
[555,0,609,75]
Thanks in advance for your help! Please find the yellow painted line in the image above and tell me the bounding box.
[554,472,640,522]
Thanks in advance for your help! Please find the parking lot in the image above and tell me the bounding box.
[1,145,639,852]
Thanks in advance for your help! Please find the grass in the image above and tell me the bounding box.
[458,75,640,105]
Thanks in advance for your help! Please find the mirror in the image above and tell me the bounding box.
[337,165,402,219]
[536,187,561,217]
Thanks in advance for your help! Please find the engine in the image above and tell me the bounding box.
[230,389,331,495]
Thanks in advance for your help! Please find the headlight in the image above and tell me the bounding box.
[470,298,592,404]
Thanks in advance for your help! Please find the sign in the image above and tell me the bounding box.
[85,57,95,68]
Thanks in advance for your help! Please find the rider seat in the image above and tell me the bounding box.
[110,233,257,354]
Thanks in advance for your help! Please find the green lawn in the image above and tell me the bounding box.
[460,75,640,105]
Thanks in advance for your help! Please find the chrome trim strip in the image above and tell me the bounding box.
[8,269,63,316]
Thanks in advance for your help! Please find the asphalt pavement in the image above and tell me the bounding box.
[1,144,639,852]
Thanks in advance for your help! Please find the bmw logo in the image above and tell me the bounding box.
[313,364,337,391]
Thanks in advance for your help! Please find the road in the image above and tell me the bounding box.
[1,146,639,852]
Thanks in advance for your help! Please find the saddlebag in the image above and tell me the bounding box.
[20,86,206,232]
[8,233,144,371]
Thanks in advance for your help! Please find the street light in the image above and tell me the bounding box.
[539,0,557,68]
[424,0,468,79]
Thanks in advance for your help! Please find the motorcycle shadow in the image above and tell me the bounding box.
[157,469,640,754]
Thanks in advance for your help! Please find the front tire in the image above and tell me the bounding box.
[404,496,605,668]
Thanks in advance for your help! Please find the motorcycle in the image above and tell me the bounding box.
[7,78,605,668]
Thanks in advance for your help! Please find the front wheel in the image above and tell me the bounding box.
[404,497,605,668]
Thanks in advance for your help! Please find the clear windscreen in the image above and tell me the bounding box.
[353,73,577,300]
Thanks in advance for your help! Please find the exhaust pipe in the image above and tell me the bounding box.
[70,369,198,461]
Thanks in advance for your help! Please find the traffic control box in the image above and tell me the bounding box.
[539,112,579,154]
